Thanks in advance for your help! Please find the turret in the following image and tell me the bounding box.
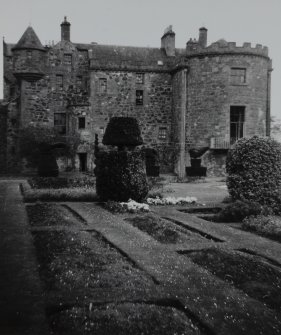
[161,25,175,57]
[12,26,46,81]
[198,27,207,48]
[61,16,71,41]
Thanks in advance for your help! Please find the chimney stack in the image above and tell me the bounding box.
[161,25,175,57]
[198,27,207,48]
[61,16,71,41]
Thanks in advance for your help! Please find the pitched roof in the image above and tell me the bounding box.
[13,26,45,51]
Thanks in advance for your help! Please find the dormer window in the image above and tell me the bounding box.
[64,54,72,65]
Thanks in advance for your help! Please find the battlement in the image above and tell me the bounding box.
[186,40,269,58]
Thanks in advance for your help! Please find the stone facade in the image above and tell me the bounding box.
[1,18,272,176]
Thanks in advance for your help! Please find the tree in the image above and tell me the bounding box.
[19,124,80,175]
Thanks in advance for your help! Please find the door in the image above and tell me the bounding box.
[78,153,87,172]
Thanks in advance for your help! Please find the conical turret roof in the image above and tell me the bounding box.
[13,26,45,51]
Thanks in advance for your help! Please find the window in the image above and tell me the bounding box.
[64,54,72,65]
[76,76,82,87]
[158,127,167,140]
[54,113,66,134]
[56,75,63,90]
[100,127,104,135]
[230,106,245,144]
[27,50,32,59]
[231,67,246,85]
[136,73,144,84]
[78,117,86,129]
[136,90,144,105]
[98,78,107,93]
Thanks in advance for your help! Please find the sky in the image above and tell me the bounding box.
[0,0,280,118]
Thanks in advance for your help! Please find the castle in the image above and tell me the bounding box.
[0,17,272,176]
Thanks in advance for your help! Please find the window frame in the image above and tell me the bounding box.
[54,112,67,135]
[63,53,72,66]
[230,106,245,144]
[78,116,86,130]
[158,127,167,140]
[230,67,247,85]
[136,72,144,84]
[98,78,107,94]
[56,75,63,90]
[136,89,144,106]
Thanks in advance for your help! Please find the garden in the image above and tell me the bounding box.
[20,118,281,333]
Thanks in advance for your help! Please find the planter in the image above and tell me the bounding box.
[191,158,202,168]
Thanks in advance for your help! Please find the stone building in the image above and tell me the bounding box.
[1,18,272,176]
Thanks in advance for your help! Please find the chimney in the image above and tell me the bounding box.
[198,27,207,47]
[61,16,71,41]
[161,25,175,56]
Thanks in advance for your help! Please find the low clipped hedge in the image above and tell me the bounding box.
[226,136,281,212]
[215,200,270,223]
[28,176,96,189]
[95,151,148,202]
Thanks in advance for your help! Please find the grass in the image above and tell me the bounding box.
[26,204,203,334]
[186,248,281,311]
[242,215,281,242]
[125,214,204,244]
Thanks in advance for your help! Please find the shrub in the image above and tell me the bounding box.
[102,117,143,149]
[28,176,96,189]
[19,124,80,175]
[242,215,281,238]
[95,151,148,202]
[215,200,271,223]
[226,136,281,212]
[22,187,98,202]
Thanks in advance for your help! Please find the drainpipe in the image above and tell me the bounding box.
[179,69,187,179]
[266,61,273,137]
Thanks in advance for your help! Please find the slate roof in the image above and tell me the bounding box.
[74,43,186,68]
[13,26,45,51]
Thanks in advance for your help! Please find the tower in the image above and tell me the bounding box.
[12,26,46,81]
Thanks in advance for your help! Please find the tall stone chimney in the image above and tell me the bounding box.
[161,25,175,56]
[61,16,71,41]
[198,27,207,47]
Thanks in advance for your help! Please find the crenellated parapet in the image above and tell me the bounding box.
[186,40,269,59]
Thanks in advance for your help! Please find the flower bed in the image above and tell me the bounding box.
[104,199,149,213]
[146,196,197,206]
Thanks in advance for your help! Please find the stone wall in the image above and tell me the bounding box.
[89,70,174,171]
[186,53,271,176]
[0,105,8,173]
[186,54,270,146]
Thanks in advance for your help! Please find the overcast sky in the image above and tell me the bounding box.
[0,0,280,118]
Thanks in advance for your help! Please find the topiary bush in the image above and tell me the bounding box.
[95,151,148,202]
[226,136,281,212]
[102,117,143,150]
[96,117,148,202]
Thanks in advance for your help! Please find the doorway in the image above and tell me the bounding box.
[78,153,87,172]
